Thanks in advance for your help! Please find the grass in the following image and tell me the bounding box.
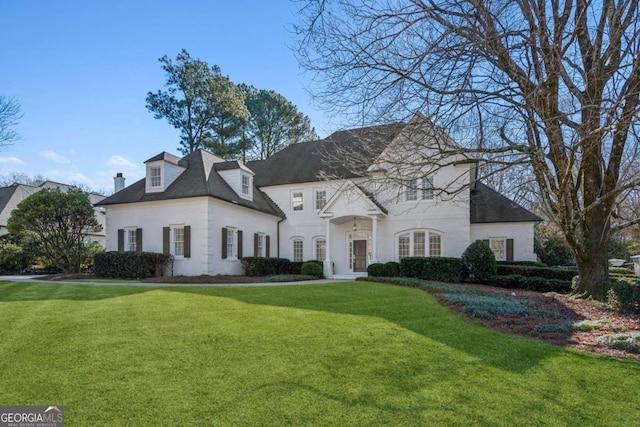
[0,281,638,426]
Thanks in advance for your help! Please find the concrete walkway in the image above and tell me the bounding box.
[0,275,353,287]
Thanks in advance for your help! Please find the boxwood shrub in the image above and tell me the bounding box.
[400,257,464,282]
[301,261,323,278]
[240,257,292,276]
[367,263,386,277]
[608,279,640,313]
[94,251,172,279]
[496,265,577,281]
[488,275,572,293]
[367,262,401,277]
[461,240,497,283]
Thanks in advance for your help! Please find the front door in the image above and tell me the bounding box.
[353,240,367,272]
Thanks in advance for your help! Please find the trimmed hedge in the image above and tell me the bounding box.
[367,262,400,278]
[497,260,547,267]
[496,265,577,281]
[94,251,173,279]
[241,257,323,276]
[301,261,323,278]
[240,257,291,276]
[488,275,572,293]
[400,257,464,282]
[608,279,640,313]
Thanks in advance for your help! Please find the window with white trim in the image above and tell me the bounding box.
[429,233,441,257]
[315,189,327,210]
[405,179,418,201]
[173,226,184,256]
[315,238,326,261]
[405,177,434,202]
[241,174,250,195]
[293,238,304,262]
[126,228,137,252]
[292,191,304,212]
[226,227,236,259]
[397,230,442,260]
[490,238,506,261]
[257,233,264,257]
[150,167,161,187]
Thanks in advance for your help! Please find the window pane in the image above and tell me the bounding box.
[227,228,235,257]
[127,229,136,252]
[150,167,161,187]
[491,239,506,261]
[293,239,304,262]
[405,179,418,201]
[398,233,410,260]
[257,234,264,257]
[422,177,434,200]
[429,233,441,257]
[174,227,184,256]
[414,232,426,257]
[292,192,304,211]
[241,175,250,195]
[316,239,326,261]
[315,190,327,210]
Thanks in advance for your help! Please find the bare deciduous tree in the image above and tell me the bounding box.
[295,0,640,299]
[0,96,22,148]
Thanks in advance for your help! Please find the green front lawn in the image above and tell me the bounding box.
[0,281,638,425]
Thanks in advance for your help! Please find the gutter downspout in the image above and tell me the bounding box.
[277,217,285,258]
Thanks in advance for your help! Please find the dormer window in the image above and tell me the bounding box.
[241,174,250,195]
[150,167,162,187]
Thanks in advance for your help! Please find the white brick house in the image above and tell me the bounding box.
[97,118,540,277]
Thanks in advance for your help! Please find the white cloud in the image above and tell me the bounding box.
[0,156,25,166]
[47,170,92,186]
[40,150,71,164]
[107,155,138,170]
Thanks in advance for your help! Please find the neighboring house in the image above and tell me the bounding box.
[0,181,107,245]
[97,116,541,278]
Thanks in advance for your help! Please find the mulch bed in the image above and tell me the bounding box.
[34,273,640,360]
[437,283,640,360]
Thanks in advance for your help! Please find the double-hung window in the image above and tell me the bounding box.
[315,238,326,261]
[173,227,184,256]
[315,189,327,210]
[150,167,161,187]
[126,228,137,252]
[292,191,304,212]
[241,174,250,195]
[293,238,304,262]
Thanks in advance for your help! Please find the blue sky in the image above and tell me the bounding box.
[0,0,332,193]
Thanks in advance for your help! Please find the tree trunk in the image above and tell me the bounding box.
[572,222,611,300]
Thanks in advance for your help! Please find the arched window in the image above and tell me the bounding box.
[292,238,304,262]
[314,237,326,261]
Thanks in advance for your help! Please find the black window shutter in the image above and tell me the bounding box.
[237,230,243,258]
[254,233,259,257]
[482,239,490,248]
[136,228,143,252]
[163,227,170,255]
[506,239,514,262]
[221,227,228,259]
[265,235,270,258]
[184,226,191,258]
[117,229,124,252]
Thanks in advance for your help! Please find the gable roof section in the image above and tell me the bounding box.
[97,150,284,218]
[248,122,405,187]
[470,182,542,223]
[144,151,181,164]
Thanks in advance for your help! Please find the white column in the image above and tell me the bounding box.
[323,218,333,278]
[371,215,379,263]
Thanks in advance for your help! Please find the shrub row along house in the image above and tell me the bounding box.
[97,116,541,278]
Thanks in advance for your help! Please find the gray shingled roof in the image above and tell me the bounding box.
[97,150,284,218]
[248,122,406,187]
[470,182,542,223]
[144,151,181,164]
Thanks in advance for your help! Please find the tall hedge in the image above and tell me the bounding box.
[94,251,173,279]
[400,257,463,282]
